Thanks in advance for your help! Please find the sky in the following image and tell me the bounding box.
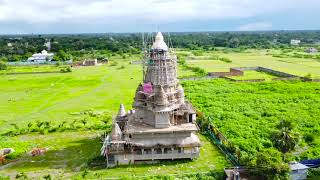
[0,0,319,34]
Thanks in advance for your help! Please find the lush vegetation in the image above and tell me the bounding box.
[1,31,320,179]
[1,31,320,62]
[182,79,320,178]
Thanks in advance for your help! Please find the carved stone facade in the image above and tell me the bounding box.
[101,32,200,167]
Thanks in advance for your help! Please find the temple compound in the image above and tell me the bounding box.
[101,32,200,167]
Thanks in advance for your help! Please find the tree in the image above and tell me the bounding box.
[54,50,71,61]
[228,37,240,48]
[272,119,299,153]
[254,149,290,179]
[0,56,8,62]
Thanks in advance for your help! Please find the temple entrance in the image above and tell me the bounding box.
[189,114,193,123]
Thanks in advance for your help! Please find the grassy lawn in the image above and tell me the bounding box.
[75,134,229,179]
[0,132,228,179]
[229,70,278,81]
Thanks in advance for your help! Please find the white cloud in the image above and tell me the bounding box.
[237,22,273,31]
[0,0,319,24]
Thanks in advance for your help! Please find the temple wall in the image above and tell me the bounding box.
[155,112,171,128]
[136,109,155,127]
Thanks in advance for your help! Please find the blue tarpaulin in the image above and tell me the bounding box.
[300,158,320,168]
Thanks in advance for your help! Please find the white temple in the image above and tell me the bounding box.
[28,50,54,62]
[101,32,200,167]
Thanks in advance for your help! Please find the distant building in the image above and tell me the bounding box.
[7,43,13,47]
[28,50,54,63]
[291,39,301,46]
[305,47,318,54]
[82,59,98,66]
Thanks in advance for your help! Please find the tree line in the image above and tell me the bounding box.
[0,31,320,61]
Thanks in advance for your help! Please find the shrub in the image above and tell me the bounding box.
[219,57,232,63]
[304,133,315,144]
[192,50,204,56]
[0,61,8,70]
[308,168,320,179]
[304,73,312,79]
[15,172,28,179]
[43,174,52,180]
[60,66,72,73]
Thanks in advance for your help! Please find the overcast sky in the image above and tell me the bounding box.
[0,0,319,34]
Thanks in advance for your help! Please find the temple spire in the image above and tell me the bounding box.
[117,104,126,118]
[151,32,168,51]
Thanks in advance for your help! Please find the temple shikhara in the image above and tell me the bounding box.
[101,32,200,167]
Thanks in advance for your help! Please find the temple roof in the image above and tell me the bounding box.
[117,104,126,118]
[151,32,168,51]
[110,123,122,141]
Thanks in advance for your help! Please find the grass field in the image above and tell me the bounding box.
[1,49,320,178]
[0,65,65,74]
[1,131,228,179]
[0,56,229,178]
[229,70,278,81]
[183,49,320,78]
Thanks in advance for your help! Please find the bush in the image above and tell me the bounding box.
[0,61,8,70]
[304,73,312,79]
[304,133,315,144]
[60,66,72,73]
[55,62,62,67]
[219,57,232,63]
[192,50,204,56]
[308,168,320,179]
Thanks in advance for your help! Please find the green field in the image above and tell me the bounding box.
[1,132,228,179]
[1,49,320,178]
[229,70,278,81]
[0,57,229,179]
[0,65,65,74]
[182,79,320,164]
[183,49,320,78]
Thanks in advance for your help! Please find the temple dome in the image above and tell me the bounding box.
[151,32,168,51]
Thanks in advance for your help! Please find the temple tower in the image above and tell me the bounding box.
[134,32,187,128]
[102,32,200,167]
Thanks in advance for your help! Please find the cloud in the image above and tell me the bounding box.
[0,0,319,33]
[0,0,319,23]
[237,22,273,31]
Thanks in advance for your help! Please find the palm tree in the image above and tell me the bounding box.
[273,119,298,153]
